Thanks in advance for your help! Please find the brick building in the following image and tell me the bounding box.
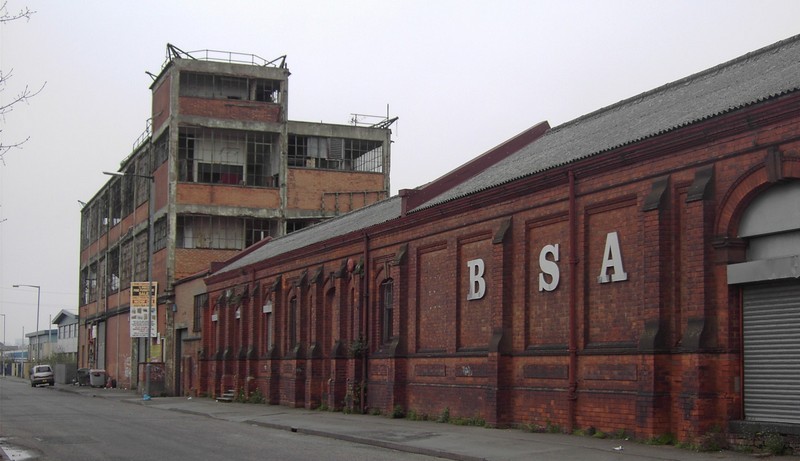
[78,45,394,391]
[192,35,800,443]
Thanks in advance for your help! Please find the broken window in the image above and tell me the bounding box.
[154,131,169,168]
[287,135,307,167]
[198,163,243,185]
[97,256,106,300]
[247,132,274,186]
[180,71,281,103]
[245,219,278,247]
[109,180,122,227]
[80,267,88,305]
[87,263,98,303]
[287,134,384,173]
[177,215,275,250]
[153,217,168,252]
[121,168,134,217]
[120,239,133,290]
[178,127,277,186]
[286,219,319,234]
[98,192,109,229]
[135,153,151,206]
[180,72,214,98]
[134,232,148,282]
[219,76,248,100]
[345,138,384,172]
[85,203,98,245]
[108,247,120,294]
[178,131,195,182]
[80,208,90,249]
[252,79,280,103]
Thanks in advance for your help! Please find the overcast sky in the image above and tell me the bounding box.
[1,0,799,347]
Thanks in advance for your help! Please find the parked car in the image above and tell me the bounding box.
[30,364,55,387]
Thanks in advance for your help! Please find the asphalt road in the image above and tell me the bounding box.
[0,378,437,461]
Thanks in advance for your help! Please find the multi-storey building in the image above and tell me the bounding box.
[78,45,394,390]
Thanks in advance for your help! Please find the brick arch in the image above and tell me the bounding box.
[715,156,800,238]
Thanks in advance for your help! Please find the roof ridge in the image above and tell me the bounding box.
[550,33,800,134]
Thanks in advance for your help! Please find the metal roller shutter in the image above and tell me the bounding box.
[743,282,800,424]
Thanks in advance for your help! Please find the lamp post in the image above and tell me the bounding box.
[0,313,6,377]
[104,171,154,397]
[12,284,41,362]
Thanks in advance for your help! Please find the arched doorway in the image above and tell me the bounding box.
[728,181,800,424]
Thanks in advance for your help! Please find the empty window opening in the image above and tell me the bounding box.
[153,217,168,252]
[246,219,276,247]
[120,239,133,290]
[286,219,319,234]
[134,232,149,282]
[178,127,278,187]
[108,247,120,294]
[134,153,151,207]
[121,168,134,217]
[287,134,384,173]
[82,263,98,304]
[177,215,277,250]
[253,79,280,103]
[109,180,122,227]
[180,71,281,103]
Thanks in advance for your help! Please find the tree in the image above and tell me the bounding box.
[0,1,45,164]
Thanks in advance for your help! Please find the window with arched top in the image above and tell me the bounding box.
[728,180,800,425]
[380,279,394,344]
[288,296,297,349]
[729,181,800,284]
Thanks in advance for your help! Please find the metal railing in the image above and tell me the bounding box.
[164,43,286,69]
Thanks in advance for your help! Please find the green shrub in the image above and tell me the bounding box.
[247,388,265,404]
[647,433,676,445]
[391,405,405,419]
[764,432,787,455]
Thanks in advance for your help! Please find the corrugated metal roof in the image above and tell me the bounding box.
[215,196,402,275]
[414,34,800,210]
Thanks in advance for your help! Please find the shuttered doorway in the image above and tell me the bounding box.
[743,281,800,424]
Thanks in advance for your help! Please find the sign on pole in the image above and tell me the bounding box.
[130,282,158,338]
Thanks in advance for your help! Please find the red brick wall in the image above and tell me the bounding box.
[200,95,800,440]
[176,183,280,209]
[287,168,386,213]
[175,248,239,280]
[179,96,281,123]
[151,75,170,133]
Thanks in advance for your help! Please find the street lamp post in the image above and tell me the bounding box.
[13,284,40,362]
[104,170,154,397]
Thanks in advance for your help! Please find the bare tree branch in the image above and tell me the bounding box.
[0,2,41,164]
[0,1,34,23]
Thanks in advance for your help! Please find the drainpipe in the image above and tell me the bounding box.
[360,231,370,414]
[568,170,578,432]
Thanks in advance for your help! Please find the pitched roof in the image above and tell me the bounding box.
[211,34,800,278]
[414,34,800,209]
[215,196,403,276]
[52,309,78,325]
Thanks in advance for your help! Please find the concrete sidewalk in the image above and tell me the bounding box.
[59,384,796,461]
